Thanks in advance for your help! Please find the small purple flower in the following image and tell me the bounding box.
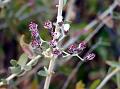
[44,20,53,29]
[29,22,38,31]
[49,39,57,48]
[31,30,39,37]
[29,22,40,38]
[84,53,95,60]
[78,42,86,50]
[31,38,41,48]
[53,48,62,57]
[67,44,78,54]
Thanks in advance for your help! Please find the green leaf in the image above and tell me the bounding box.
[41,42,50,51]
[9,66,22,74]
[17,53,28,67]
[90,79,101,89]
[10,59,18,67]
[24,65,32,71]
[96,47,108,60]
[38,70,48,77]
[106,61,120,68]
[107,67,114,74]
[112,11,120,19]
[44,66,48,73]
[0,79,7,85]
[64,0,68,6]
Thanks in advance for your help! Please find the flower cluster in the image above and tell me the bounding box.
[67,42,86,54]
[67,42,95,60]
[84,53,96,61]
[44,20,54,35]
[49,39,57,48]
[28,20,95,60]
[53,48,62,57]
[44,20,53,29]
[43,20,71,57]
[29,22,41,48]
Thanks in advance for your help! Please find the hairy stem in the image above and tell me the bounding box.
[43,0,64,89]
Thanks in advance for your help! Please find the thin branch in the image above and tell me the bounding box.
[96,68,120,89]
[84,1,117,31]
[84,23,104,43]
[116,57,120,89]
[43,58,56,89]
[0,55,41,86]
[43,0,64,89]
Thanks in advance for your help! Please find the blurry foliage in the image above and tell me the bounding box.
[0,0,120,89]
[90,79,100,89]
[75,81,85,89]
[31,76,39,89]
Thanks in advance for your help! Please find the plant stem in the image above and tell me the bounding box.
[57,0,63,22]
[0,55,41,86]
[55,0,63,32]
[43,0,64,89]
[116,58,120,88]
[43,58,56,89]
[96,68,120,89]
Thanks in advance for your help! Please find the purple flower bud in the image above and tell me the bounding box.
[29,22,40,38]
[31,30,39,37]
[78,42,86,50]
[53,48,62,57]
[29,22,38,31]
[44,20,53,29]
[31,38,41,48]
[67,44,78,54]
[49,39,57,48]
[84,53,95,60]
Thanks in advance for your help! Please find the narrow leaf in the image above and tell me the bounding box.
[24,65,32,71]
[44,66,48,73]
[38,70,48,77]
[106,61,120,68]
[10,60,18,67]
[9,66,21,74]
[90,79,100,89]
